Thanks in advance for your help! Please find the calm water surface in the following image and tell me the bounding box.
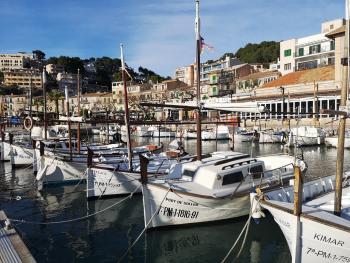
[1,137,349,263]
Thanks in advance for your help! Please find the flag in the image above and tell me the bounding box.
[200,36,214,53]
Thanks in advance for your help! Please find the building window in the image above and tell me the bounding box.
[309,44,321,54]
[284,63,291,71]
[284,49,292,57]
[297,60,317,70]
[330,40,335,51]
[328,57,335,65]
[298,48,304,56]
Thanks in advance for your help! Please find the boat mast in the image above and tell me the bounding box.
[42,68,47,140]
[65,85,72,160]
[120,44,133,171]
[77,69,81,153]
[195,0,202,160]
[334,0,350,216]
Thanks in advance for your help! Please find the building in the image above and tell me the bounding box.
[175,64,195,86]
[0,94,28,116]
[174,56,243,85]
[200,56,242,81]
[231,66,340,123]
[57,72,78,96]
[45,64,64,76]
[279,19,344,75]
[0,52,33,71]
[235,70,281,94]
[3,69,42,89]
[112,81,152,110]
[206,64,253,97]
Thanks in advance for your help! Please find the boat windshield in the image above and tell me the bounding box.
[182,169,196,181]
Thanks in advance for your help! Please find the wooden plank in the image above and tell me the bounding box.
[0,211,36,263]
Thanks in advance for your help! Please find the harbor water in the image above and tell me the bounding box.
[1,137,350,263]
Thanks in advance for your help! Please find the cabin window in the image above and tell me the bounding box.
[249,165,264,179]
[222,171,243,185]
[182,169,195,177]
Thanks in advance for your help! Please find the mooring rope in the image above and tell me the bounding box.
[6,184,141,225]
[117,187,171,263]
[220,194,262,263]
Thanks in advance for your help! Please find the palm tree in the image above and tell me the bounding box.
[48,89,64,115]
[33,97,44,113]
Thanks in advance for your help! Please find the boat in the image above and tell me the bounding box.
[251,171,350,263]
[35,144,163,186]
[233,129,259,142]
[152,127,175,138]
[250,2,350,261]
[86,152,187,198]
[180,125,230,140]
[259,130,287,144]
[141,151,307,229]
[286,126,325,147]
[325,131,350,148]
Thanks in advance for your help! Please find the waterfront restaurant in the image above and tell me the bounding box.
[232,66,341,121]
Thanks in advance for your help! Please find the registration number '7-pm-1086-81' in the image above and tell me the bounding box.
[158,206,199,219]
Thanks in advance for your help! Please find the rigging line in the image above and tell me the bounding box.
[220,195,262,263]
[117,187,171,263]
[6,184,141,225]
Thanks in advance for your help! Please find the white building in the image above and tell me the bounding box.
[279,19,344,75]
[200,56,242,81]
[174,56,243,85]
[175,64,194,86]
[0,52,33,71]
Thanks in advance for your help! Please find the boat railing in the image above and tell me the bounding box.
[250,163,295,188]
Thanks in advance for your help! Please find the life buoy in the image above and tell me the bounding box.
[24,116,33,131]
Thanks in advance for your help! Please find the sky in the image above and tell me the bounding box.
[0,0,345,77]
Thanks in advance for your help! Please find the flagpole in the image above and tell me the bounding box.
[77,69,81,153]
[120,44,133,171]
[195,0,202,160]
[42,68,47,140]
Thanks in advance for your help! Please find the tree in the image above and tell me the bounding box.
[219,52,234,60]
[0,72,3,84]
[33,97,44,112]
[48,90,64,115]
[235,41,280,65]
[32,50,46,61]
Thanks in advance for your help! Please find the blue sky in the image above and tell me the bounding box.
[0,0,344,76]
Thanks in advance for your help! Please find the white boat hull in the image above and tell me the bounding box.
[87,168,142,198]
[263,202,350,263]
[1,142,34,165]
[259,132,283,144]
[37,155,86,185]
[152,131,176,138]
[325,137,350,148]
[142,183,249,229]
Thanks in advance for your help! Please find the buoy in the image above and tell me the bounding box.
[24,116,34,131]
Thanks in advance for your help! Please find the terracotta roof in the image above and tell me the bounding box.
[237,70,280,81]
[262,66,335,88]
[325,25,345,39]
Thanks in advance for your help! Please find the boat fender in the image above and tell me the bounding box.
[24,116,34,131]
[36,164,48,181]
[250,192,265,224]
